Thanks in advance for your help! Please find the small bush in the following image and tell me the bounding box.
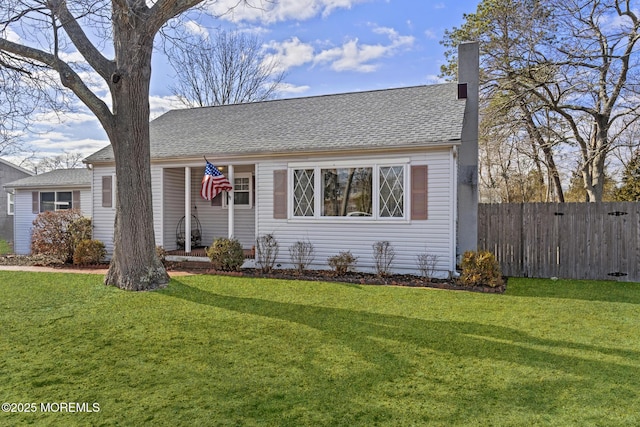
[31,209,86,263]
[206,238,245,271]
[289,239,315,274]
[327,251,358,275]
[156,246,168,266]
[73,239,106,265]
[255,234,279,273]
[373,241,395,276]
[459,250,504,288]
[417,253,440,279]
[68,217,93,250]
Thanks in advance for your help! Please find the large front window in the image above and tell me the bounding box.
[322,167,372,216]
[292,162,406,219]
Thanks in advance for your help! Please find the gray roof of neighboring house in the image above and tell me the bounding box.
[85,83,466,163]
[0,157,34,176]
[3,168,91,189]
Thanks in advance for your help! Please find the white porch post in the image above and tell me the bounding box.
[227,164,234,239]
[185,166,192,253]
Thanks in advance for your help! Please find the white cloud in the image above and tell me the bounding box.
[262,37,316,73]
[315,26,414,72]
[424,74,446,84]
[149,95,183,119]
[424,29,437,40]
[316,40,385,72]
[2,27,21,43]
[263,27,414,74]
[208,0,372,24]
[274,82,311,95]
[184,20,210,40]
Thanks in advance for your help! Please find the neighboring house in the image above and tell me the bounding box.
[84,42,479,277]
[0,158,33,244]
[4,168,92,254]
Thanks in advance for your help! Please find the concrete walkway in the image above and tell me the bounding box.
[0,265,194,276]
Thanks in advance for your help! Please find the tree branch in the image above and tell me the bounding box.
[0,37,114,130]
[47,0,115,81]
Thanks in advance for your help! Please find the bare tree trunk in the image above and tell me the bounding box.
[103,14,169,290]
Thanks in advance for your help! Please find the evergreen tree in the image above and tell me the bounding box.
[614,151,640,201]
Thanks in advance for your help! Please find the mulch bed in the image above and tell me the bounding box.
[0,255,505,293]
[167,263,506,294]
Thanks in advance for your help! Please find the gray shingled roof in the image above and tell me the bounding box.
[85,83,466,163]
[4,168,91,189]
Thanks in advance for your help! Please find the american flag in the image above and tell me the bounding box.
[200,161,232,200]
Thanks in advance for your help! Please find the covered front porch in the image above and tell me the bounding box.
[161,163,256,263]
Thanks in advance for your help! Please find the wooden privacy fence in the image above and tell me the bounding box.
[478,202,640,282]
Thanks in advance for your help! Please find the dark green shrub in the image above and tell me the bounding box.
[73,239,106,265]
[459,250,504,288]
[327,251,358,275]
[206,238,245,271]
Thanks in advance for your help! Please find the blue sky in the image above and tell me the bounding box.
[12,0,480,165]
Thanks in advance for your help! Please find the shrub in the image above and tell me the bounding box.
[416,253,440,279]
[156,246,168,266]
[289,239,315,274]
[68,217,93,250]
[373,241,395,276]
[255,234,279,273]
[31,209,87,263]
[327,251,358,275]
[73,240,106,265]
[206,238,245,271]
[459,250,504,288]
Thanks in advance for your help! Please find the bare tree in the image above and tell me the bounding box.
[0,52,67,157]
[167,29,285,107]
[442,0,566,202]
[521,0,640,202]
[23,152,86,174]
[0,0,260,290]
[442,0,640,203]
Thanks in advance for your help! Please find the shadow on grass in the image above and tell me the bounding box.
[159,279,640,424]
[506,278,640,304]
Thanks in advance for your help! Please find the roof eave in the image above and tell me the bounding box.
[85,139,462,166]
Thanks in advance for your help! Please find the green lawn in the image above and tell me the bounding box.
[1,272,638,426]
[0,239,11,255]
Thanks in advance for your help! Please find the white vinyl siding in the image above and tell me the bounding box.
[161,166,255,251]
[92,167,116,256]
[256,149,456,277]
[12,187,91,255]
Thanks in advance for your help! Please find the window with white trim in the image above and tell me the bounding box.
[291,162,407,220]
[7,192,14,215]
[40,191,73,212]
[223,173,253,208]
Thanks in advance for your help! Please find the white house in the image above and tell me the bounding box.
[83,42,479,277]
[4,168,92,254]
